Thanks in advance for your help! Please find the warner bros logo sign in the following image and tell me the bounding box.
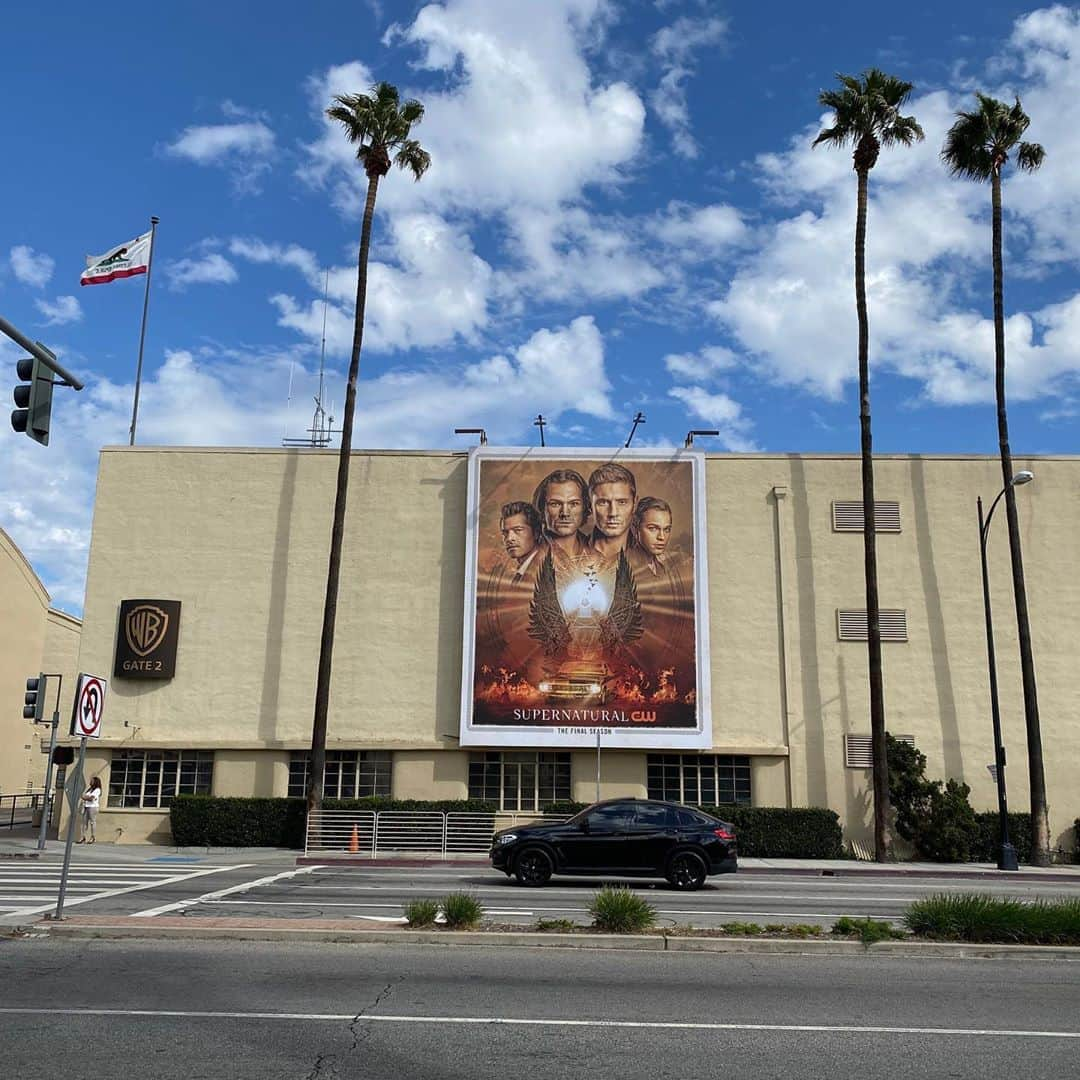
[114,599,182,679]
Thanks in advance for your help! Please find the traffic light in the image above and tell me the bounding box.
[11,350,55,445]
[24,674,47,721]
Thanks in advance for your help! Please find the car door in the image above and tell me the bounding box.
[559,802,633,872]
[626,803,678,871]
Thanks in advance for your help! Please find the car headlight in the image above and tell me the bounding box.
[539,682,551,692]
[588,683,601,693]
[497,833,518,845]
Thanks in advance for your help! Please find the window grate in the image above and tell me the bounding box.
[646,754,751,806]
[467,751,571,811]
[844,734,915,768]
[832,500,901,533]
[837,609,908,642]
[288,751,392,799]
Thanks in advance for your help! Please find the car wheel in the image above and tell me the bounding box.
[666,850,707,891]
[514,846,553,886]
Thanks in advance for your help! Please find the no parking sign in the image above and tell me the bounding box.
[70,673,107,739]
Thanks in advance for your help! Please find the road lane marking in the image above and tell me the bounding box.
[0,1008,1076,1039]
[133,866,322,916]
[4,865,255,919]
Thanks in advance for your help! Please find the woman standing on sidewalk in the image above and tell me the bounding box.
[79,777,102,844]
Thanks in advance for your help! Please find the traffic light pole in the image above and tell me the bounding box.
[37,674,63,851]
[0,315,84,389]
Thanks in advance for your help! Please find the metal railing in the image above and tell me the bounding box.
[304,810,566,856]
[0,792,48,829]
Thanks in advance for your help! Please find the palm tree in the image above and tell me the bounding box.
[308,83,431,817]
[813,70,924,862]
[941,94,1049,866]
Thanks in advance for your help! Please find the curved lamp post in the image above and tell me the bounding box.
[977,469,1033,872]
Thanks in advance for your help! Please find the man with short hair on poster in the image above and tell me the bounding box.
[629,496,673,577]
[587,463,637,566]
[498,500,546,583]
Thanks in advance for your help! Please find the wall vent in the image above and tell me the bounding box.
[837,608,908,642]
[844,733,915,768]
[832,500,901,533]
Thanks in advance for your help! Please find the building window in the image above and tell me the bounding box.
[832,500,902,533]
[647,754,751,806]
[467,752,572,811]
[107,750,213,809]
[844,734,915,768]
[836,609,908,642]
[287,751,392,799]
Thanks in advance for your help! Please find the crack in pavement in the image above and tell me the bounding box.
[305,979,398,1079]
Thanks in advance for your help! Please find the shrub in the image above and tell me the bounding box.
[832,916,903,944]
[886,734,978,862]
[905,892,1080,945]
[534,918,578,932]
[169,796,307,848]
[589,886,656,933]
[325,798,497,813]
[719,922,765,935]
[539,801,588,816]
[971,811,1033,865]
[441,892,483,929]
[404,899,439,927]
[691,805,844,859]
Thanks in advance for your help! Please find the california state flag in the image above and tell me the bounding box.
[80,230,152,286]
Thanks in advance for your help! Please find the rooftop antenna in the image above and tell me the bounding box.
[533,413,546,447]
[625,411,645,448]
[283,269,337,448]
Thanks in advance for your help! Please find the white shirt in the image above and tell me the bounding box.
[82,786,101,810]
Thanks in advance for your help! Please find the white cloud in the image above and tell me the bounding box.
[651,201,748,254]
[9,245,54,288]
[668,385,757,452]
[34,295,83,325]
[163,253,239,291]
[664,345,737,382]
[165,107,276,192]
[649,16,726,159]
[229,238,322,280]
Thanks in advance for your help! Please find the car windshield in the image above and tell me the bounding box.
[566,801,606,825]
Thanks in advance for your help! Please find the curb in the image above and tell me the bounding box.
[25,920,1080,960]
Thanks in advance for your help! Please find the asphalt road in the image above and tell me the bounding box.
[2,937,1078,1079]
[3,858,1079,927]
[148,864,1080,928]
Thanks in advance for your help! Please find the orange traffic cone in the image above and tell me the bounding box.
[349,824,360,854]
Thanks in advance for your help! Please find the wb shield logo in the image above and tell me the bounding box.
[124,604,169,657]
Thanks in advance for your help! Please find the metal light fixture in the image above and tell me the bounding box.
[684,429,720,448]
[453,427,488,445]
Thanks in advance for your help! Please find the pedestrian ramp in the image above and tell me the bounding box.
[0,861,247,920]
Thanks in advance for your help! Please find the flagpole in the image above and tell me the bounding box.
[129,215,159,446]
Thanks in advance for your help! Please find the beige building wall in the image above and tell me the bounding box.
[0,528,82,796]
[74,447,1079,852]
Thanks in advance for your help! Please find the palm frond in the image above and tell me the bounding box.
[813,68,922,161]
[1017,141,1046,173]
[326,81,432,180]
[395,140,432,180]
[941,92,1042,182]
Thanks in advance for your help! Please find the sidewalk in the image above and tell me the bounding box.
[3,829,1078,881]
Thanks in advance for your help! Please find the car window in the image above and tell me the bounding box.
[676,808,711,828]
[586,804,634,832]
[630,804,675,831]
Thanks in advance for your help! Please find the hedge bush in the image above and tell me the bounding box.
[691,805,844,859]
[170,796,307,848]
[971,811,1033,865]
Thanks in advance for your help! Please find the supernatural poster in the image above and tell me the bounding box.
[460,448,711,749]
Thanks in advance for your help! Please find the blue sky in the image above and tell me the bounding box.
[2,0,1077,611]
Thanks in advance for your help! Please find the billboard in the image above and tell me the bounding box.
[460,448,711,748]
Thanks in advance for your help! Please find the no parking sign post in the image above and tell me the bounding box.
[51,674,107,920]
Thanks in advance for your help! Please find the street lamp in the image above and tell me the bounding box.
[977,469,1033,872]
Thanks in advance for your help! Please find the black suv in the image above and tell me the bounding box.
[490,798,737,891]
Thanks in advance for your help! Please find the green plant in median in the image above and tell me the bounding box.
[534,917,578,932]
[719,922,766,935]
[589,887,656,933]
[905,892,1080,945]
[832,916,904,945]
[404,899,440,927]
[441,892,484,929]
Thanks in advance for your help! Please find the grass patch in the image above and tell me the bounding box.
[719,922,765,936]
[588,886,657,933]
[831,916,904,945]
[905,893,1080,945]
[534,918,578,932]
[403,899,439,928]
[441,892,484,929]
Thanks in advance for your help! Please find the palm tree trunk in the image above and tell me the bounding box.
[855,166,891,862]
[308,172,381,818]
[991,166,1050,866]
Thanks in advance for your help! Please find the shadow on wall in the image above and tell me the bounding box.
[908,458,963,779]
[427,458,468,748]
[788,456,828,807]
[259,449,299,745]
